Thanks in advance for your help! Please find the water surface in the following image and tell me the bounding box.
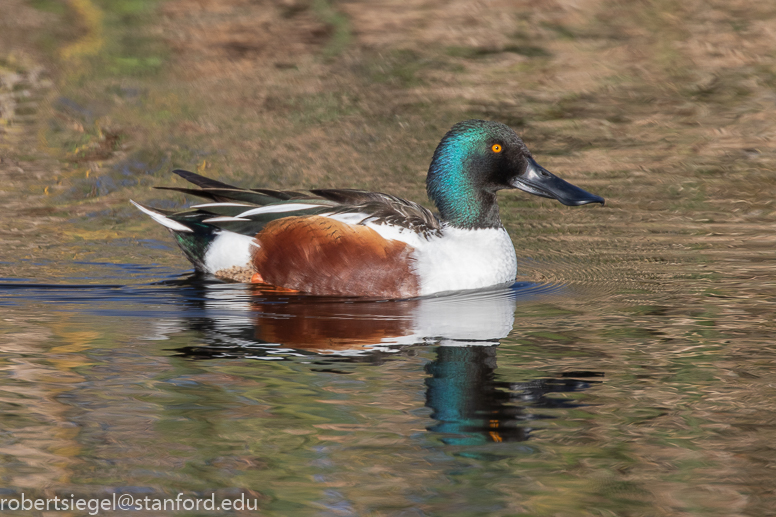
[2,248,775,516]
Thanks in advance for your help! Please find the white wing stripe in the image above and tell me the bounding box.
[202,216,251,223]
[191,202,252,208]
[236,203,325,217]
[131,200,193,233]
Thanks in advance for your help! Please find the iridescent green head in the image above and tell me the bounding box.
[426,120,604,229]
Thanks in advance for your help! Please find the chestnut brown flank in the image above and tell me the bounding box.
[251,216,419,298]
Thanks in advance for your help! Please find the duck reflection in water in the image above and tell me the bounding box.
[426,346,599,444]
[163,279,600,443]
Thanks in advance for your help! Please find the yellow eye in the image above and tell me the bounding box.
[491,144,502,153]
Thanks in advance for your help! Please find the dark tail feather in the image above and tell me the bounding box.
[171,222,217,271]
[154,186,219,202]
[154,186,292,205]
[172,169,241,190]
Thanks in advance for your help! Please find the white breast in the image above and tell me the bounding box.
[365,222,517,296]
[413,226,517,296]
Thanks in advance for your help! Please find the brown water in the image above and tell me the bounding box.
[2,0,776,515]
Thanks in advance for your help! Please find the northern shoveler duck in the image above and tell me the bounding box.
[132,120,604,298]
